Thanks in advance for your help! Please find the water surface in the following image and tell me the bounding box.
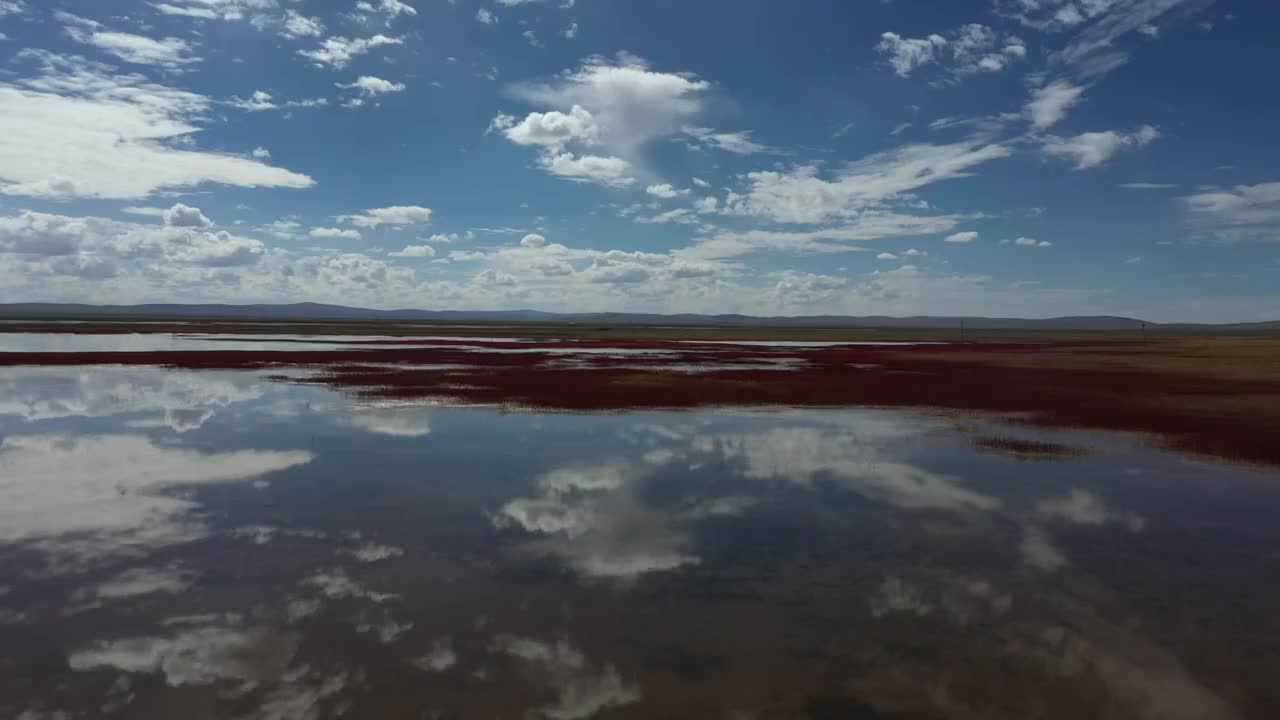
[2,361,1277,719]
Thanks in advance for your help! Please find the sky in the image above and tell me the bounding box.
[0,0,1277,322]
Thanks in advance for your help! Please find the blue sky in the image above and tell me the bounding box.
[0,0,1276,321]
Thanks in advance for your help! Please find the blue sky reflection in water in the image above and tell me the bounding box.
[2,364,1280,718]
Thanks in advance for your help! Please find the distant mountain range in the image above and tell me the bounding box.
[1,302,1277,331]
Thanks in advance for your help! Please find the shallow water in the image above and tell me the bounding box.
[2,361,1278,719]
[0,333,543,353]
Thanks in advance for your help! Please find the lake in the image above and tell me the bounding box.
[2,359,1277,719]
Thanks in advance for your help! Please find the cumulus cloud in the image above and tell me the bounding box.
[520,233,548,248]
[0,51,313,199]
[944,231,978,243]
[337,205,432,227]
[1042,125,1158,169]
[538,153,632,187]
[389,244,435,257]
[356,0,417,23]
[163,203,212,228]
[298,34,402,69]
[309,227,362,240]
[1014,236,1053,247]
[251,146,271,159]
[877,24,1025,80]
[499,105,600,150]
[0,210,266,268]
[476,8,498,24]
[337,75,406,96]
[495,53,710,182]
[644,183,686,199]
[229,89,277,111]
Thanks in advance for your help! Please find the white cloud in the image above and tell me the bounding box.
[523,30,543,48]
[64,25,199,68]
[520,233,548,248]
[251,146,271,159]
[474,268,517,286]
[1120,182,1175,189]
[1183,182,1280,244]
[944,231,978,243]
[691,177,709,188]
[509,54,709,161]
[262,219,302,240]
[682,126,776,155]
[633,208,694,225]
[723,140,1011,224]
[229,89,277,111]
[361,0,417,22]
[1014,236,1053,247]
[1054,0,1207,64]
[877,252,898,260]
[1042,125,1158,169]
[644,183,686,199]
[337,205,432,227]
[337,75,406,96]
[0,52,313,199]
[309,227,362,240]
[163,203,212,228]
[298,34,402,69]
[501,105,600,150]
[0,210,266,268]
[562,22,578,39]
[476,8,498,24]
[279,9,325,38]
[678,212,960,260]
[877,24,1025,80]
[539,153,632,187]
[1026,80,1085,130]
[389,244,435,257]
[876,31,946,77]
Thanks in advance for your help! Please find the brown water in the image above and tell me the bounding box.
[2,363,1278,719]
